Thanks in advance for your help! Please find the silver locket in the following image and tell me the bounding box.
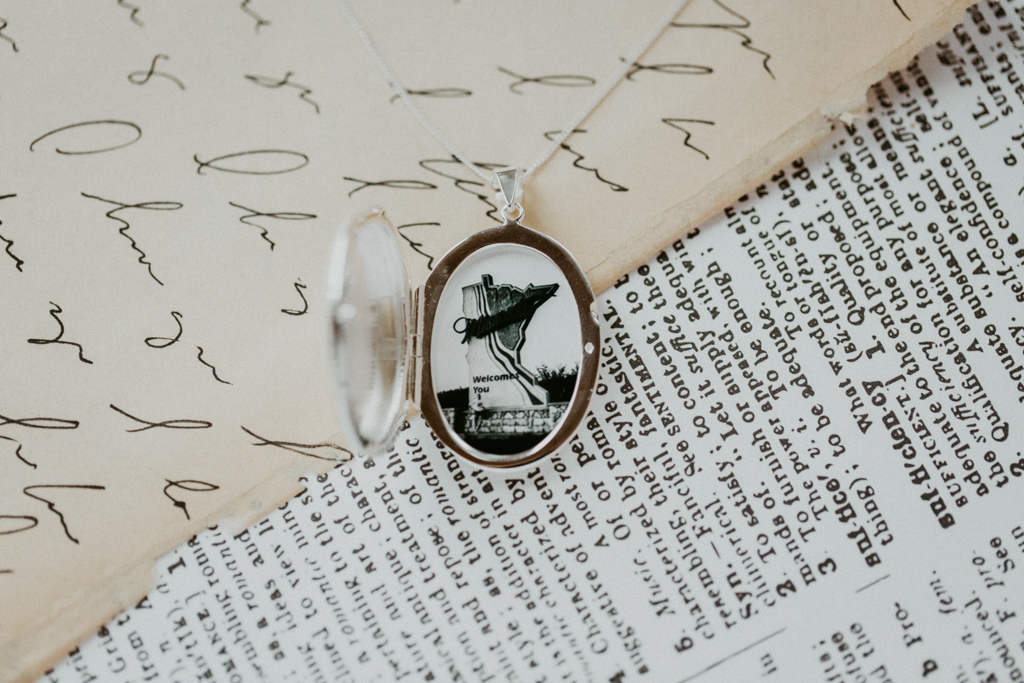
[327,171,600,468]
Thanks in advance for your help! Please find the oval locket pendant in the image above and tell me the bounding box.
[327,199,600,468]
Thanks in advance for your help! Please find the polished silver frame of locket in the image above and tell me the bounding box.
[327,200,600,469]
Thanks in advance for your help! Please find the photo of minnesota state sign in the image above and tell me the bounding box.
[431,245,582,455]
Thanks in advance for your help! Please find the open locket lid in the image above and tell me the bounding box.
[326,209,412,456]
[327,207,600,468]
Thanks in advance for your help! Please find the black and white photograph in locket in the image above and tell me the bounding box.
[431,243,582,456]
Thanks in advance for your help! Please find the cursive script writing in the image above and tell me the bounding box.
[163,479,219,520]
[497,67,595,95]
[0,515,38,536]
[109,404,212,432]
[240,0,270,32]
[419,158,504,221]
[116,0,143,27]
[194,150,309,175]
[196,346,232,385]
[30,120,142,155]
[82,192,183,285]
[0,193,22,271]
[0,229,21,271]
[245,72,319,113]
[623,58,713,81]
[0,16,17,52]
[27,302,93,364]
[281,279,308,316]
[0,435,36,468]
[662,118,715,159]
[397,222,440,269]
[228,201,316,251]
[23,484,106,544]
[145,311,184,348]
[672,0,773,77]
[542,129,627,192]
[129,54,185,90]
[343,176,436,197]
[241,426,352,463]
[390,87,472,104]
[0,413,79,430]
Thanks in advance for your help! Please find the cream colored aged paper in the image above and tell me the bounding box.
[0,0,967,680]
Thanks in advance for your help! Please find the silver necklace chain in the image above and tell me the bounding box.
[339,0,692,197]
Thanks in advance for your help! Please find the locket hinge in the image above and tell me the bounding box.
[406,284,425,411]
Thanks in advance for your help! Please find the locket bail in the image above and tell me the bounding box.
[495,167,525,223]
